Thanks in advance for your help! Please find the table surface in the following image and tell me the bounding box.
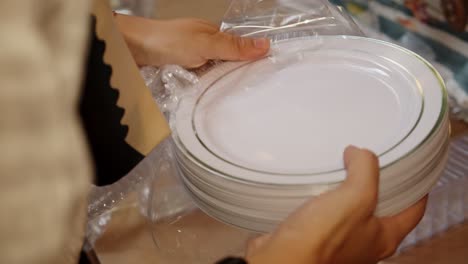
[94,118,468,264]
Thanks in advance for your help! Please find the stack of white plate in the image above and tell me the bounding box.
[171,36,450,233]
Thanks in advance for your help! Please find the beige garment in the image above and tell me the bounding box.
[0,0,92,263]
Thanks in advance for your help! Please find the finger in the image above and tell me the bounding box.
[378,195,428,258]
[204,32,270,61]
[248,148,382,264]
[381,195,428,239]
[278,146,380,231]
[340,145,380,214]
[265,147,379,255]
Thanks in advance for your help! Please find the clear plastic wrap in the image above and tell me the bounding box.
[85,1,467,262]
[145,138,254,263]
[86,0,367,260]
[141,65,199,115]
[142,1,369,262]
[84,65,199,250]
[220,0,363,38]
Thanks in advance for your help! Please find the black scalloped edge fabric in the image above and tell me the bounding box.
[79,15,144,186]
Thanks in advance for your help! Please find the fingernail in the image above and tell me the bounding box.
[254,38,270,49]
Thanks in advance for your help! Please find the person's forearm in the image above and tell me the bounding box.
[113,14,269,68]
[114,13,160,66]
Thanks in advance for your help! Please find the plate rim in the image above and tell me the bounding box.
[173,35,448,185]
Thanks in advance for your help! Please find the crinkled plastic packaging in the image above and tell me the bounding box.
[86,0,363,261]
[143,1,365,263]
[85,1,467,263]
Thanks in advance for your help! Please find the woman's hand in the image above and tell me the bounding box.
[247,146,427,264]
[115,15,270,68]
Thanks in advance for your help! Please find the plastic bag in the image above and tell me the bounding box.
[221,0,363,38]
[142,1,366,263]
[85,0,467,260]
[141,65,199,115]
[85,0,365,260]
[84,64,199,250]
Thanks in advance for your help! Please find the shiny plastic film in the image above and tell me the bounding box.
[220,0,364,68]
[85,1,463,262]
[141,65,199,115]
[220,0,363,38]
[116,2,370,262]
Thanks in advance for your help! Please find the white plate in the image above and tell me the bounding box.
[176,117,450,232]
[180,133,449,230]
[174,36,446,184]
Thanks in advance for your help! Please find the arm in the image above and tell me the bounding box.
[114,14,270,68]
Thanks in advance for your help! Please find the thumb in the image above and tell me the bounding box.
[246,146,381,264]
[204,32,270,61]
[340,145,380,215]
[272,146,380,234]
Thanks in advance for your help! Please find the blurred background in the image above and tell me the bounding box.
[111,0,230,22]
